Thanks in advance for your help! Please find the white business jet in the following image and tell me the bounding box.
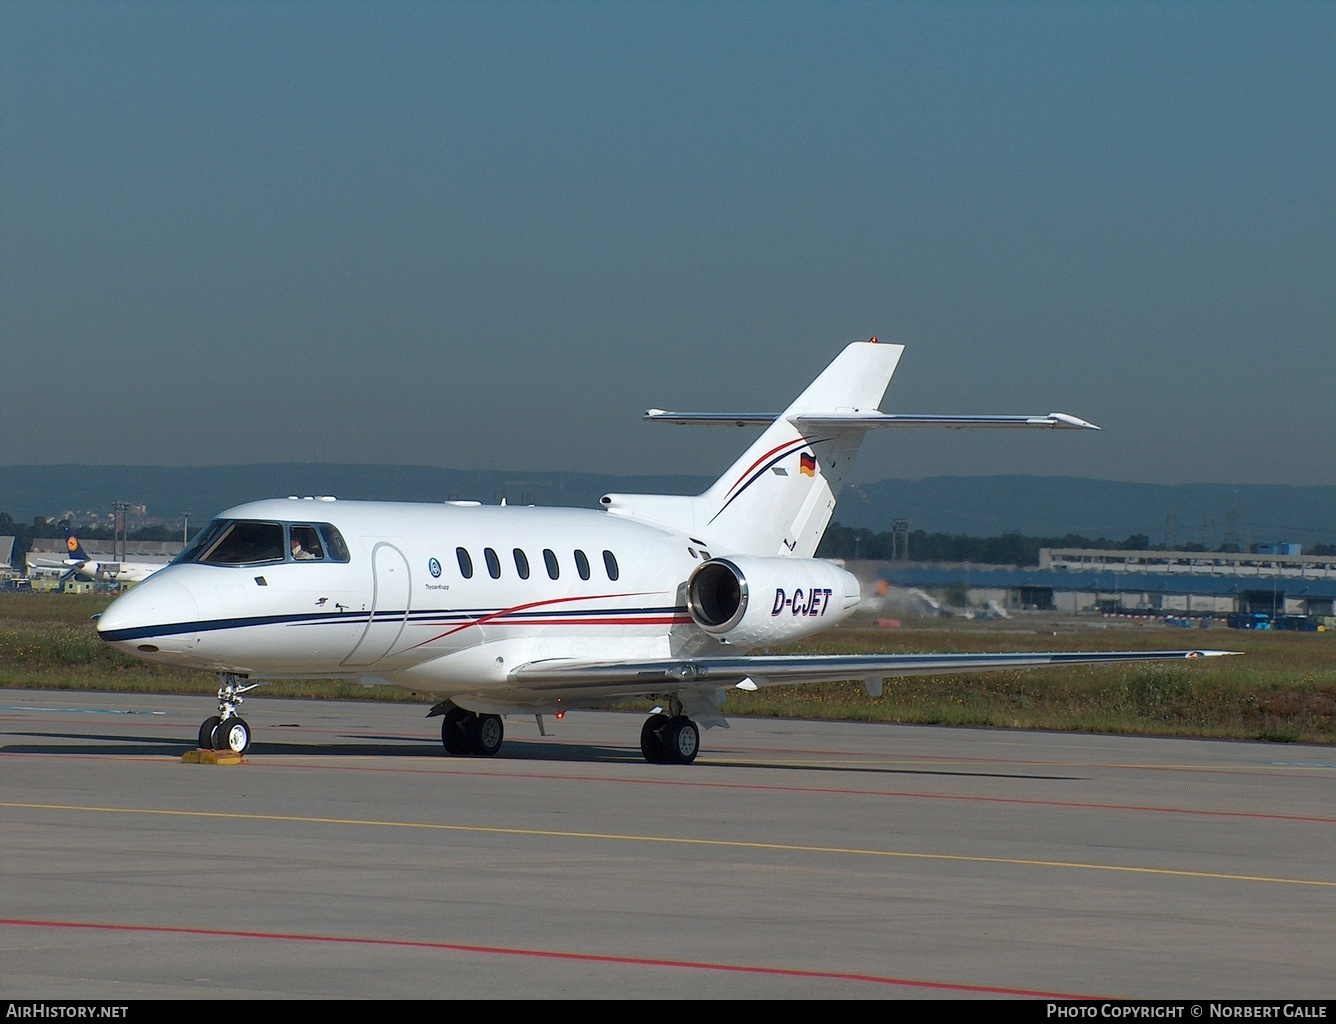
[96,340,1231,762]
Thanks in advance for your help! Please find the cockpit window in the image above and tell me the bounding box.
[185,521,285,565]
[174,519,350,566]
[289,525,324,561]
[317,524,350,562]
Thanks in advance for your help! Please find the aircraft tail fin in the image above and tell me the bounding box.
[602,340,903,557]
[64,529,91,564]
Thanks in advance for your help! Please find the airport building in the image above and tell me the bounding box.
[0,537,15,584]
[861,546,1336,623]
[27,538,182,562]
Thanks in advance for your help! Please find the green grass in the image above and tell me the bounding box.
[3,594,1334,743]
[735,622,1336,743]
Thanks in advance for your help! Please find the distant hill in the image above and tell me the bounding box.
[0,464,712,528]
[3,464,1336,547]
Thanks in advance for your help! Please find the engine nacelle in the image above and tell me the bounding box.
[685,556,861,646]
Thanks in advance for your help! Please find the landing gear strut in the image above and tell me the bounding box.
[197,672,259,754]
[639,699,699,765]
[431,701,505,757]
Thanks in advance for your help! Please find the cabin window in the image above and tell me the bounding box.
[603,550,619,581]
[289,525,324,561]
[574,549,590,580]
[513,548,530,579]
[484,547,501,579]
[543,548,559,580]
[191,521,285,566]
[456,547,473,579]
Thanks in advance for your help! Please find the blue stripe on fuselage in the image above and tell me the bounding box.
[98,604,687,644]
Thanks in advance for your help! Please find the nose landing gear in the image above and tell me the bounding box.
[197,673,259,754]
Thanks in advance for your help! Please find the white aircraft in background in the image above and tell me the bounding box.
[96,339,1233,761]
[44,531,166,585]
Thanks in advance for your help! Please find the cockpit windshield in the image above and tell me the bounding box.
[174,520,350,566]
[174,519,230,564]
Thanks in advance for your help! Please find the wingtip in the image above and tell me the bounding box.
[1049,412,1101,430]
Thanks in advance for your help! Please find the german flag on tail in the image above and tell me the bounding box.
[799,452,816,477]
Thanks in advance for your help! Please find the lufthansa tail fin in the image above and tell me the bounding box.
[64,529,91,564]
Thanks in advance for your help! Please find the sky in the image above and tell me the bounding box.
[2,1,1333,488]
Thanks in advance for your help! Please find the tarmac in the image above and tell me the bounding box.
[2,687,1334,1000]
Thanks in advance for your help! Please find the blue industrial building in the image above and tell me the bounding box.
[867,547,1336,620]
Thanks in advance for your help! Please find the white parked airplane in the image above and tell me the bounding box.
[35,531,167,585]
[96,339,1233,762]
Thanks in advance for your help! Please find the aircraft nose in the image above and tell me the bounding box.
[97,577,201,647]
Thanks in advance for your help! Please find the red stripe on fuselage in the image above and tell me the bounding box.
[407,592,680,649]
[491,615,691,627]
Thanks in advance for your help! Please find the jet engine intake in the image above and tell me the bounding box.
[685,556,860,646]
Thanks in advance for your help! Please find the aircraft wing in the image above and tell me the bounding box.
[26,556,70,570]
[509,648,1236,696]
[644,410,1100,430]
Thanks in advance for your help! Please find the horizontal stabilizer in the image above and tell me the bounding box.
[645,410,1100,430]
[795,411,1099,430]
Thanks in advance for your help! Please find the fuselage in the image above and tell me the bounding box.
[70,559,162,584]
[96,496,752,707]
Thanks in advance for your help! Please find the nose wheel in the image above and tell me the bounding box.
[198,716,221,750]
[197,673,259,754]
[214,716,252,754]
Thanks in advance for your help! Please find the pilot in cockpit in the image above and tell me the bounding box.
[289,525,324,561]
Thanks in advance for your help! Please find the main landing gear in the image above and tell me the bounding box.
[431,701,505,757]
[639,699,700,765]
[197,672,260,755]
[426,698,702,764]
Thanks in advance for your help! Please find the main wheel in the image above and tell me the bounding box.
[640,713,671,764]
[198,716,222,750]
[471,714,504,757]
[440,707,471,756]
[216,716,251,754]
[662,716,699,765]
